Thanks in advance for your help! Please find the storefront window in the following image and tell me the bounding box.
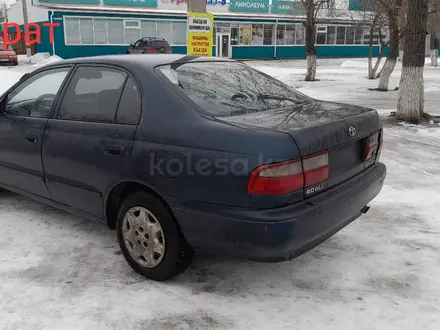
[285,25,295,45]
[239,25,250,45]
[65,18,80,44]
[231,27,239,45]
[216,23,231,34]
[64,17,371,48]
[326,26,336,44]
[336,26,346,44]
[157,22,173,44]
[251,24,264,45]
[346,26,355,44]
[173,22,186,45]
[316,26,327,45]
[141,21,156,38]
[263,24,274,45]
[108,19,124,44]
[124,21,141,44]
[80,19,94,44]
[276,25,285,45]
[295,24,304,44]
[355,27,364,44]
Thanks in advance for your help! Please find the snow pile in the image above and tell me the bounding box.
[33,55,64,67]
[27,53,51,64]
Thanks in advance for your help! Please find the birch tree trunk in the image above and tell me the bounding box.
[430,35,438,67]
[397,0,429,123]
[305,0,317,82]
[378,9,399,91]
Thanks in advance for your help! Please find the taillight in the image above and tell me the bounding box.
[167,48,172,54]
[302,151,329,187]
[363,131,380,161]
[247,151,329,195]
[376,129,383,162]
[248,160,304,195]
[147,48,156,53]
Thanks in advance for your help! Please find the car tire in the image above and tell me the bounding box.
[116,191,194,281]
[13,62,18,66]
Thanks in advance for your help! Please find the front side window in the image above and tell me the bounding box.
[58,66,127,123]
[4,67,70,118]
[157,61,311,117]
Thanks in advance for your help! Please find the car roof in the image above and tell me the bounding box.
[42,54,236,72]
[141,37,167,41]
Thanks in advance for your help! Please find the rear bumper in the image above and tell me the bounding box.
[169,162,387,262]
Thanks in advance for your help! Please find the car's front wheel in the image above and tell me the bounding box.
[116,192,194,281]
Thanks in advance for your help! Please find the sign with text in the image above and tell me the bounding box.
[271,0,304,14]
[187,12,214,56]
[229,0,269,13]
[2,23,59,48]
[103,0,158,7]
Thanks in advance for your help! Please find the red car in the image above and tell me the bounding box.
[0,43,18,66]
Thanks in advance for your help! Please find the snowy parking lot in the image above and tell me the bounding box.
[1,57,439,330]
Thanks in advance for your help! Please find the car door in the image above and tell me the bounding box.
[0,66,72,198]
[131,40,142,54]
[42,65,142,218]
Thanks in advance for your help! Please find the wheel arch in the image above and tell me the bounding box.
[104,180,173,230]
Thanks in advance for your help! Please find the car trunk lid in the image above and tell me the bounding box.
[217,100,383,198]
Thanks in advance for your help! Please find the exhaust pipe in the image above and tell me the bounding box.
[361,205,370,214]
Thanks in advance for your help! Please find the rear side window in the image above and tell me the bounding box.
[156,61,311,117]
[116,77,142,125]
[58,66,127,123]
[151,40,170,48]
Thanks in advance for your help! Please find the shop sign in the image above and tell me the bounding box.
[271,0,304,14]
[229,0,269,13]
[187,12,214,56]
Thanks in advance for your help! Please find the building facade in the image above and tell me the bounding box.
[5,0,391,59]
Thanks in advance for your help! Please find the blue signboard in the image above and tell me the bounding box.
[103,0,158,7]
[271,0,304,14]
[349,0,375,11]
[229,0,270,13]
[206,0,227,4]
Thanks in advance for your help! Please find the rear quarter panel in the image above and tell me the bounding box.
[128,70,303,208]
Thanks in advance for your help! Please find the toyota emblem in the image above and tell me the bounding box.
[348,126,357,137]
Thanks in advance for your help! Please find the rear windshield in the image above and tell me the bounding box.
[151,40,170,48]
[156,61,311,117]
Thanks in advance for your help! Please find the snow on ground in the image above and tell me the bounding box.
[1,58,440,330]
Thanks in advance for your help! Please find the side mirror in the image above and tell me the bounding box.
[129,43,134,47]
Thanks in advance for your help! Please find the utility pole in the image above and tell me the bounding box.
[21,0,32,57]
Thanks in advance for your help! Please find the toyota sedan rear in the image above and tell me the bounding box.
[0,55,386,281]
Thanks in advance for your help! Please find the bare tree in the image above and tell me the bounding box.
[376,0,402,91]
[366,12,389,79]
[299,0,334,81]
[427,0,440,66]
[396,0,429,123]
[342,1,392,80]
